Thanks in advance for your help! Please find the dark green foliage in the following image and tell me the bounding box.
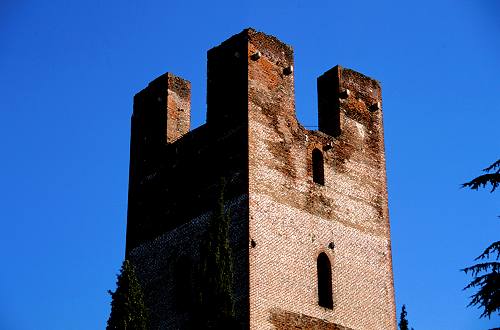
[462,160,500,319]
[462,242,500,318]
[107,260,149,330]
[398,304,414,330]
[196,179,236,328]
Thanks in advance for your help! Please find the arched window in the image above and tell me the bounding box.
[312,148,325,185]
[317,252,333,309]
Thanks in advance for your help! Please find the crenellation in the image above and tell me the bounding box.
[206,30,249,127]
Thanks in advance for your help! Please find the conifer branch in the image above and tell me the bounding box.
[462,262,500,277]
[483,160,500,174]
[462,173,500,192]
[462,159,500,319]
[475,241,500,261]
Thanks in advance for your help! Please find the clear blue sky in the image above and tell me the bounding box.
[1,1,498,329]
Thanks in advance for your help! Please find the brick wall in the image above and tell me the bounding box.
[245,30,396,329]
[129,195,249,329]
[270,309,354,330]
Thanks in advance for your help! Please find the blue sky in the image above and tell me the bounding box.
[1,1,499,329]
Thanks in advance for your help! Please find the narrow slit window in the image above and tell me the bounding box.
[312,148,325,185]
[317,252,333,309]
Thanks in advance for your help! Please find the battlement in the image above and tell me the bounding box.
[130,28,384,150]
[318,66,381,137]
[133,72,191,144]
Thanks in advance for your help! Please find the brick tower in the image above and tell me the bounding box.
[125,28,397,330]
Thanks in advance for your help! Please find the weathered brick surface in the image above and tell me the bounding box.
[129,195,249,329]
[270,309,354,330]
[245,29,395,330]
[124,28,396,330]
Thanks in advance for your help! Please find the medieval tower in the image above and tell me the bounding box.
[125,28,397,329]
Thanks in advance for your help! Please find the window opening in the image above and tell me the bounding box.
[317,252,333,308]
[312,148,325,185]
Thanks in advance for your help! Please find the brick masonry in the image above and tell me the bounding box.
[270,309,354,330]
[129,195,249,329]
[125,28,397,330]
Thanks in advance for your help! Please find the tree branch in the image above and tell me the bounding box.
[462,173,500,192]
[462,262,500,277]
[483,160,500,174]
[476,241,500,261]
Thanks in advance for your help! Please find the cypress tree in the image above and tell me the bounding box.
[107,260,149,330]
[196,179,236,328]
[398,304,409,330]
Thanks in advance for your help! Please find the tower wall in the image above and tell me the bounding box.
[127,73,192,251]
[126,69,249,252]
[128,195,249,329]
[246,31,396,330]
[124,28,396,330]
[125,31,253,329]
